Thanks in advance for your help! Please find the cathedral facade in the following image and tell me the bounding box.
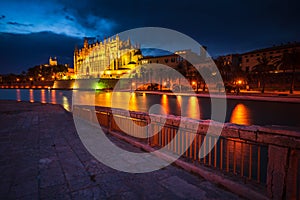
[74,35,142,79]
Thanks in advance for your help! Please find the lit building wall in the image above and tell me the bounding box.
[74,35,142,79]
[240,42,300,72]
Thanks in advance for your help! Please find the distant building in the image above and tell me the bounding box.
[139,49,210,70]
[219,54,240,69]
[240,42,300,72]
[49,57,58,66]
[74,35,142,79]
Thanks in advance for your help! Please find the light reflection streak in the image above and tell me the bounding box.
[16,89,21,101]
[62,96,70,111]
[41,89,46,103]
[51,90,56,104]
[186,96,200,119]
[29,89,34,102]
[230,103,251,125]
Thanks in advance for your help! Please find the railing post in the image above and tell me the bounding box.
[107,111,112,133]
[146,115,151,145]
[267,145,289,200]
[285,149,299,200]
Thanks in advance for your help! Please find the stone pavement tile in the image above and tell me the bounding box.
[67,175,98,192]
[39,167,66,188]
[10,178,38,199]
[108,191,141,200]
[61,159,88,180]
[0,180,11,198]
[70,186,106,200]
[159,175,206,199]
[124,175,180,200]
[82,159,106,175]
[0,101,243,200]
[15,193,39,200]
[13,168,38,185]
[39,183,71,200]
[100,182,132,198]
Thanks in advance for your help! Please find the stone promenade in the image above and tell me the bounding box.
[0,100,241,199]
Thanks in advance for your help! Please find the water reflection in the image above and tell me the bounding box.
[16,89,21,101]
[230,103,251,125]
[129,92,137,111]
[51,90,56,104]
[62,96,70,111]
[41,89,46,103]
[186,96,200,119]
[160,94,169,114]
[1,89,299,127]
[29,89,34,103]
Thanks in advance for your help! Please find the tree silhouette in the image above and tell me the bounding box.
[252,56,274,93]
[275,49,300,94]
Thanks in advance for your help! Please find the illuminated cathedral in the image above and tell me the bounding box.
[74,35,142,79]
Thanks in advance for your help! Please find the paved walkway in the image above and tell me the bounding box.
[0,100,241,199]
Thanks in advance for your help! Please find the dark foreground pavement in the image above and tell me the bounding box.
[0,100,241,200]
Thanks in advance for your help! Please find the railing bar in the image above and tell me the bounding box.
[203,136,206,165]
[257,145,261,183]
[167,127,170,150]
[189,133,193,159]
[249,145,252,180]
[184,132,190,157]
[220,139,223,170]
[162,127,165,147]
[233,141,236,174]
[208,136,212,166]
[241,142,244,177]
[181,130,185,156]
[198,135,202,162]
[194,133,197,161]
[214,137,217,168]
[226,140,229,172]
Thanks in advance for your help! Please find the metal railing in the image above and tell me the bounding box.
[74,105,300,199]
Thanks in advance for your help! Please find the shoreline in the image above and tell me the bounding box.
[1,87,300,103]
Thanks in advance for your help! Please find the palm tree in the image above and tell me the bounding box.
[275,49,300,94]
[215,57,232,82]
[252,55,274,93]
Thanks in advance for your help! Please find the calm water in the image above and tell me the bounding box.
[1,89,300,128]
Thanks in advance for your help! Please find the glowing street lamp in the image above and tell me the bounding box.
[41,77,45,81]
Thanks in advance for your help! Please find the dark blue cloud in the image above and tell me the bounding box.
[7,21,33,27]
[0,32,81,74]
[0,0,299,73]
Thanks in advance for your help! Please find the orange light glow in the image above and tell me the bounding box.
[51,90,56,104]
[41,89,46,103]
[29,89,34,103]
[186,96,200,119]
[230,103,250,125]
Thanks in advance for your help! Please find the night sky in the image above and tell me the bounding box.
[0,0,299,74]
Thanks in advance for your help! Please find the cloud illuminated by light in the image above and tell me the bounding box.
[0,1,116,38]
